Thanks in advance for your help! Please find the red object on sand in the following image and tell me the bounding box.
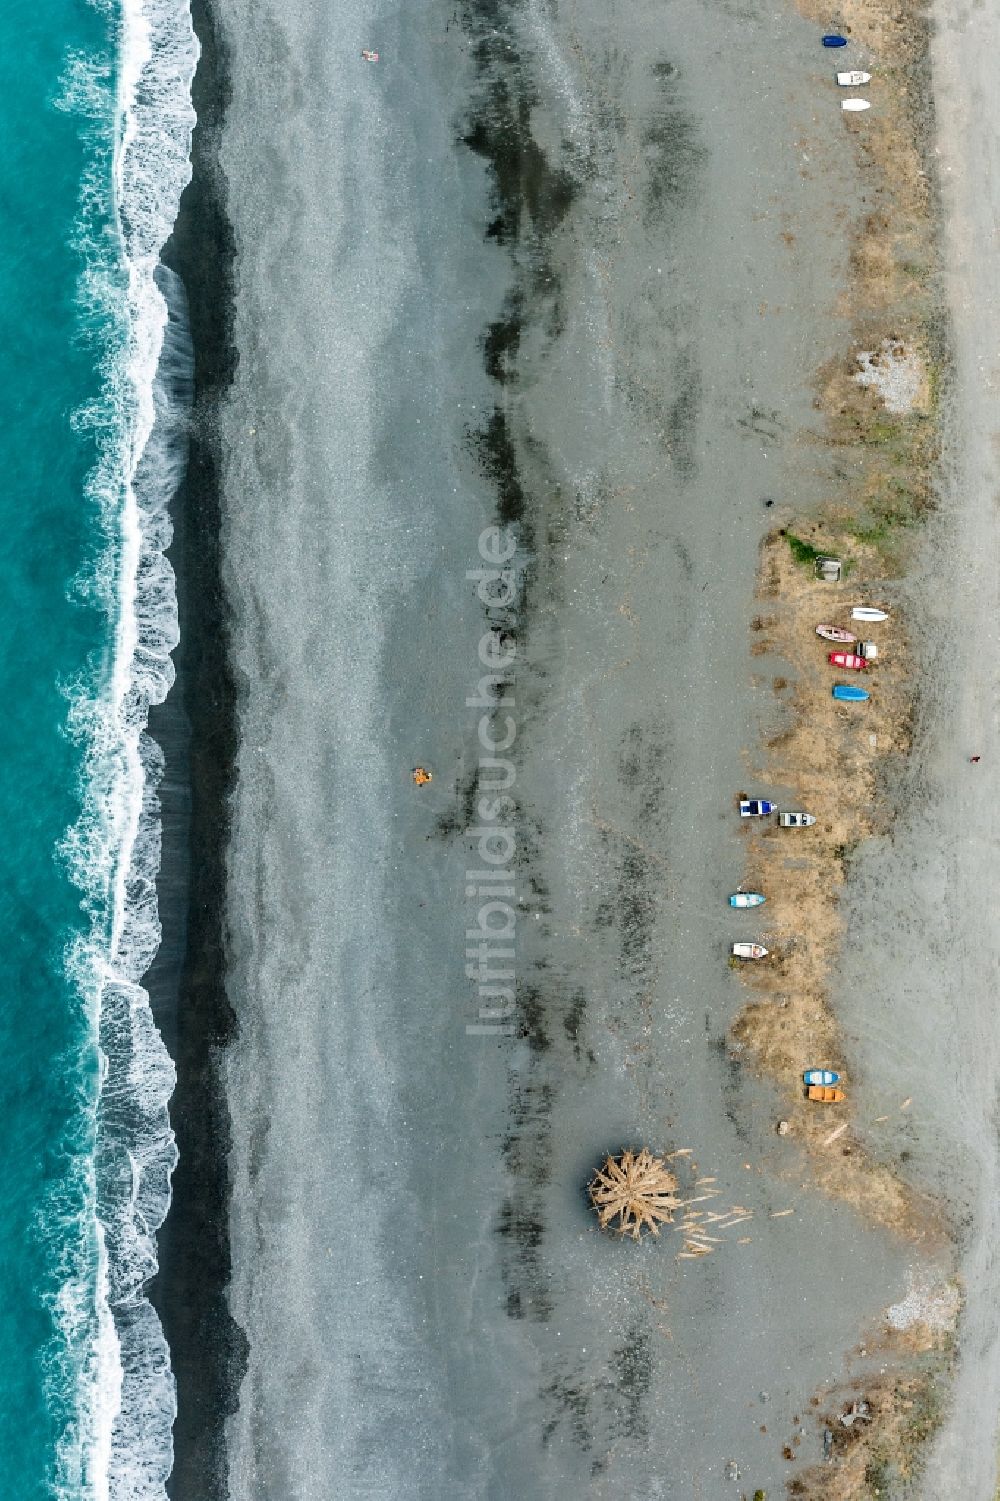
[829,651,867,670]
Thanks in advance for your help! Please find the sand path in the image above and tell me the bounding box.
[891,4,1000,1494]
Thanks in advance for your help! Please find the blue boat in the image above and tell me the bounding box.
[730,892,766,908]
[833,683,869,702]
[804,1069,840,1086]
[739,798,776,817]
[822,33,848,46]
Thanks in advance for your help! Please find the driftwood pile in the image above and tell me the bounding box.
[588,1148,681,1240]
[590,1146,775,1255]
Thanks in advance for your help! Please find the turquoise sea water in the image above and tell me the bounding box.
[0,1,197,1495]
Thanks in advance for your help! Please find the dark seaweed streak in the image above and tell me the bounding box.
[453,0,589,1352]
[146,1,248,1495]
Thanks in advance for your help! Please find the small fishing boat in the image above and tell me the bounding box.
[829,651,868,670]
[803,1068,840,1086]
[807,1084,845,1103]
[842,99,871,112]
[779,810,816,828]
[822,34,848,47]
[732,942,768,960]
[833,683,869,702]
[730,892,766,908]
[361,48,380,61]
[816,625,855,643]
[852,605,888,621]
[837,70,871,84]
[739,799,775,817]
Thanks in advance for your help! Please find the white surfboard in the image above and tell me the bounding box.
[837,70,871,85]
[842,98,871,112]
[852,606,888,621]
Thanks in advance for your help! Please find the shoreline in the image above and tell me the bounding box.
[147,0,245,1494]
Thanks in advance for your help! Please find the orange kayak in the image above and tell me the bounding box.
[807,1085,845,1103]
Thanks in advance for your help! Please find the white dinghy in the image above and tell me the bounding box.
[852,605,888,622]
[837,70,871,85]
[732,942,769,960]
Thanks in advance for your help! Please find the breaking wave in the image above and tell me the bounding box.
[58,0,198,1494]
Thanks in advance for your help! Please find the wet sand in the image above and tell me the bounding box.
[149,3,247,1494]
[196,0,938,1495]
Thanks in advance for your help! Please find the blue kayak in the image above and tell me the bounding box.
[833,683,869,702]
[822,34,848,46]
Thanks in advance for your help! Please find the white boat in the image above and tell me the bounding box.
[730,892,766,909]
[732,942,768,960]
[842,99,871,112]
[779,811,816,828]
[837,70,871,85]
[852,605,888,622]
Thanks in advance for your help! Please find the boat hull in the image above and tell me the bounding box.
[732,942,768,959]
[829,651,867,670]
[803,1069,840,1086]
[833,684,869,702]
[852,606,888,621]
[807,1085,845,1103]
[730,893,765,908]
[739,800,775,817]
[816,625,855,643]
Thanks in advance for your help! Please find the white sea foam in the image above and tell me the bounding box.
[57,0,199,1495]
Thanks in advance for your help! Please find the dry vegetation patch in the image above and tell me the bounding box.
[725,2,955,1493]
[729,0,946,1242]
[731,529,932,1237]
[787,1320,956,1500]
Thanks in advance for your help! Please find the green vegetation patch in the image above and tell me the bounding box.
[784,532,854,576]
[865,1453,894,1496]
[785,533,825,568]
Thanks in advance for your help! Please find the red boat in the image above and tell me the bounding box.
[829,651,867,671]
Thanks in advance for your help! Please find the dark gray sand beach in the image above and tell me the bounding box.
[159,0,994,1494]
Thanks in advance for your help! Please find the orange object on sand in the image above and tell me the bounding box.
[412,766,432,786]
[807,1085,845,1103]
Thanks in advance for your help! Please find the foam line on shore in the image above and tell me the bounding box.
[58,0,198,1493]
